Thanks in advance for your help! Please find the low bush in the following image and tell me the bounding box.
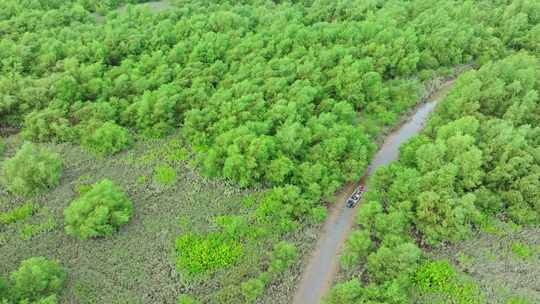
[0,202,35,225]
[241,277,265,303]
[268,241,298,274]
[511,243,533,259]
[81,122,132,156]
[175,232,243,276]
[2,143,63,196]
[9,257,66,303]
[152,164,177,186]
[64,179,133,239]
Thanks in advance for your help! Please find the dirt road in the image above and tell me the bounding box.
[292,81,455,304]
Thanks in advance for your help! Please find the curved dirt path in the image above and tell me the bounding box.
[292,80,455,304]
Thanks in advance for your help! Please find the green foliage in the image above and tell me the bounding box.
[309,206,328,224]
[414,260,483,304]
[0,202,35,225]
[2,143,63,196]
[414,260,456,292]
[1,0,539,302]
[241,277,265,303]
[31,295,59,304]
[340,230,373,270]
[152,164,177,186]
[177,295,200,304]
[268,241,298,274]
[511,243,533,259]
[64,179,133,239]
[175,232,243,277]
[21,109,74,143]
[507,297,530,304]
[325,278,410,304]
[20,217,57,241]
[333,54,540,304]
[254,185,312,233]
[366,242,422,283]
[2,0,520,207]
[81,121,132,156]
[0,138,5,156]
[0,277,8,302]
[9,257,66,303]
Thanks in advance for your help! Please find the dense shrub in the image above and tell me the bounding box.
[2,143,63,196]
[9,257,66,303]
[366,243,422,283]
[64,179,133,239]
[1,0,520,203]
[81,121,132,156]
[21,109,74,143]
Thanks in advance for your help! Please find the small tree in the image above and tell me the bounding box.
[10,257,66,303]
[2,143,63,196]
[64,179,133,239]
[81,122,132,156]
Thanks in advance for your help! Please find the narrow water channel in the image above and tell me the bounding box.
[292,81,454,304]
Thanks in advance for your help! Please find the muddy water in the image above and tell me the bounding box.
[292,81,454,304]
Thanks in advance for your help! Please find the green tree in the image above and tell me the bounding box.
[81,121,132,156]
[64,179,133,239]
[10,257,66,303]
[2,143,62,196]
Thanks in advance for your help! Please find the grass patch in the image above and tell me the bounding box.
[0,202,35,225]
[429,227,540,304]
[511,243,533,259]
[153,164,177,186]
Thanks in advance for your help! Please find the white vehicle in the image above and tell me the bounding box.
[347,185,366,208]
